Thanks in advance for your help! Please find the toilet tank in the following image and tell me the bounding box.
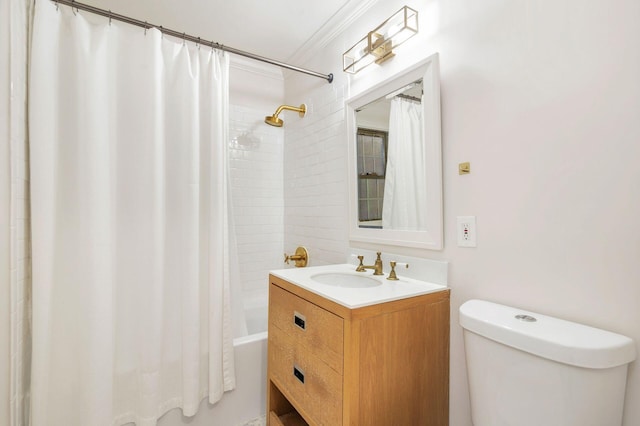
[460,300,636,426]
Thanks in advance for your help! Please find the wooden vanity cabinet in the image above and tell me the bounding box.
[267,274,450,426]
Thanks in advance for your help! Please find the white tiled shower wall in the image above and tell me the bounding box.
[283,81,350,266]
[229,59,285,307]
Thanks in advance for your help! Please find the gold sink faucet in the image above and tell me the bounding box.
[355,251,384,275]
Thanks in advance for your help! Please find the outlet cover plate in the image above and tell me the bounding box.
[457,216,477,247]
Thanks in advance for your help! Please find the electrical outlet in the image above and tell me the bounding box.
[457,216,477,247]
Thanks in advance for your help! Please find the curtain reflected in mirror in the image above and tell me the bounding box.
[356,79,425,231]
[384,94,426,230]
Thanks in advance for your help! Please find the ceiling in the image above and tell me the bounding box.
[82,0,367,63]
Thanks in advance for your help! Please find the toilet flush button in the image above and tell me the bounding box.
[515,314,537,322]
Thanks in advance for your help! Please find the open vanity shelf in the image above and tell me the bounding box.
[267,273,450,426]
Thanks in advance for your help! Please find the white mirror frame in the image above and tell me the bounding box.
[346,53,443,250]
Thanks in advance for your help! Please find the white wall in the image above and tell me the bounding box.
[284,0,640,424]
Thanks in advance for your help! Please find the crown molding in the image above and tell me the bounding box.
[230,55,283,81]
[286,0,380,70]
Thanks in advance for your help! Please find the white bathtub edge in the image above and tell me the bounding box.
[233,330,268,347]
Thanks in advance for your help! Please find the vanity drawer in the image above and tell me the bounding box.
[269,326,342,426]
[269,283,344,374]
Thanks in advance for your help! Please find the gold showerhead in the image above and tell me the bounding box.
[264,115,283,127]
[265,104,306,127]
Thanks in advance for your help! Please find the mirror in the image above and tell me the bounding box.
[346,54,442,250]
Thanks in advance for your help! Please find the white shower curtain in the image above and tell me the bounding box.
[1,0,33,425]
[29,1,235,425]
[382,96,427,231]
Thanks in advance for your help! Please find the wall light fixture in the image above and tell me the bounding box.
[343,6,419,74]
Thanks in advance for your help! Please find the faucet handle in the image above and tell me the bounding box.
[284,246,309,267]
[387,261,409,281]
[355,255,365,272]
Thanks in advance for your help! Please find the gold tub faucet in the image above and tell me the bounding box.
[284,246,308,267]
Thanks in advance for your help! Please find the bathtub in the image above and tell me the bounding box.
[158,304,268,426]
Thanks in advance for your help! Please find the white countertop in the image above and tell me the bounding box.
[270,263,448,309]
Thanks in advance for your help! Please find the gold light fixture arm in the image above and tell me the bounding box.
[343,6,418,74]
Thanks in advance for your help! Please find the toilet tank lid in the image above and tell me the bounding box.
[459,299,636,369]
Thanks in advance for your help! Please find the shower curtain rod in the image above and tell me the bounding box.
[396,93,421,102]
[50,0,334,83]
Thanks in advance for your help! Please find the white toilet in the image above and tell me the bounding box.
[460,299,636,426]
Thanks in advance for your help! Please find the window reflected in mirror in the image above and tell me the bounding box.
[355,78,426,231]
[357,129,387,228]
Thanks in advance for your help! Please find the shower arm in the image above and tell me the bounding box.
[272,104,306,118]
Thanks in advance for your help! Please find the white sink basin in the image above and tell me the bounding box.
[270,263,448,309]
[310,272,382,288]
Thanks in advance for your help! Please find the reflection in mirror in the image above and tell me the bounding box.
[356,129,387,227]
[346,53,442,250]
[356,79,424,230]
